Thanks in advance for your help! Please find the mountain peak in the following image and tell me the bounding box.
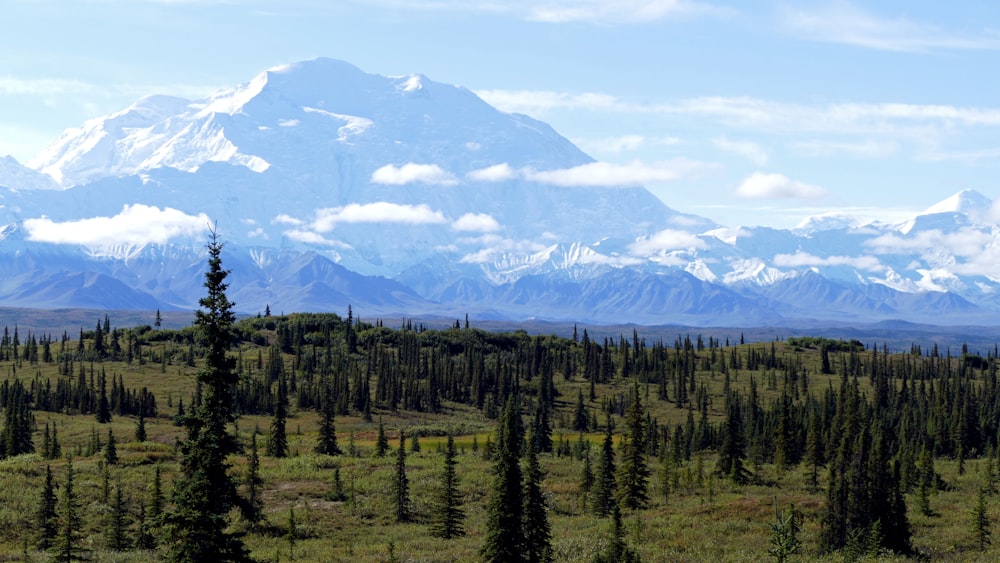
[922,189,993,217]
[0,154,59,191]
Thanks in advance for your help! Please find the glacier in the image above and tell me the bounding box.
[0,58,999,327]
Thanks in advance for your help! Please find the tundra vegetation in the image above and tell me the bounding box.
[2,247,1000,561]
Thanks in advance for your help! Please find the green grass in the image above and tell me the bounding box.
[0,339,998,561]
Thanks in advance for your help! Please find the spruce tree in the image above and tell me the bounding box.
[716,392,749,484]
[243,433,264,529]
[593,414,617,518]
[430,434,465,539]
[481,396,525,563]
[52,457,85,563]
[1,379,33,457]
[572,388,589,432]
[974,486,992,551]
[287,507,297,560]
[162,232,251,562]
[394,432,411,523]
[96,371,111,423]
[374,417,389,458]
[149,463,164,521]
[768,503,801,563]
[593,504,641,563]
[49,424,61,460]
[36,464,57,550]
[314,377,341,456]
[135,409,147,442]
[616,383,650,510]
[522,438,553,563]
[136,502,155,551]
[579,449,595,510]
[804,405,824,490]
[107,477,129,550]
[267,371,288,458]
[104,429,118,465]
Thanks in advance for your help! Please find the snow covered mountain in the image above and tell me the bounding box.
[2,58,1000,326]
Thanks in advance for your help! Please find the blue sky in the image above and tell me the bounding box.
[3,0,1000,228]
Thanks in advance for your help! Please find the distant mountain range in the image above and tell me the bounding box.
[1,58,999,327]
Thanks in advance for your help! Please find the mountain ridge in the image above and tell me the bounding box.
[0,58,998,327]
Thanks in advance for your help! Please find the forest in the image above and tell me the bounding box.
[1,243,1000,561]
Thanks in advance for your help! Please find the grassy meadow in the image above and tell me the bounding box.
[0,322,997,562]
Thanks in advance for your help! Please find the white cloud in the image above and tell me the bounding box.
[866,228,995,258]
[352,0,728,24]
[781,2,1000,52]
[919,147,1000,163]
[735,172,827,199]
[0,77,96,96]
[629,229,706,255]
[467,163,516,182]
[478,90,1000,134]
[475,90,623,115]
[452,212,502,232]
[458,235,548,263]
[311,202,447,232]
[791,139,898,158]
[272,214,303,226]
[713,137,768,165]
[284,229,348,247]
[278,119,299,127]
[773,251,884,272]
[527,0,719,24]
[23,204,209,246]
[371,163,458,185]
[526,160,692,187]
[572,134,674,155]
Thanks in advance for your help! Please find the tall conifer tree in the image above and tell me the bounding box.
[394,432,411,523]
[267,370,289,458]
[593,414,617,517]
[482,396,524,563]
[430,434,464,539]
[522,438,553,563]
[163,232,251,562]
[616,382,650,510]
[315,376,341,456]
[36,464,57,550]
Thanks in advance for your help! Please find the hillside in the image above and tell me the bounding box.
[0,306,998,560]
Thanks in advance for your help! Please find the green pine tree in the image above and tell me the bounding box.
[162,232,251,562]
[267,371,289,458]
[52,457,86,563]
[616,382,650,510]
[579,449,595,511]
[481,396,525,563]
[314,377,341,456]
[135,409,147,442]
[522,438,553,563]
[430,434,465,539]
[716,392,749,484]
[394,432,411,522]
[149,463,164,521]
[767,503,801,563]
[36,464,57,550]
[593,414,617,517]
[974,486,992,551]
[243,433,264,529]
[106,477,129,550]
[572,388,589,432]
[104,429,118,465]
[374,417,389,458]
